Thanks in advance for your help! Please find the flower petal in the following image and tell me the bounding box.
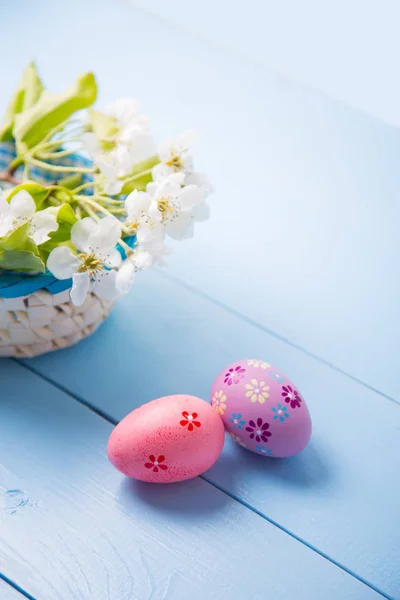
[185,172,214,196]
[0,214,14,237]
[137,220,164,245]
[115,260,135,294]
[93,270,119,301]
[125,190,151,221]
[103,248,122,269]
[71,217,96,252]
[89,217,121,253]
[10,190,35,219]
[104,179,124,196]
[70,272,91,306]
[82,132,101,155]
[0,192,11,217]
[29,211,58,245]
[178,185,203,212]
[132,248,153,270]
[155,173,185,197]
[152,162,174,181]
[47,247,80,280]
[165,216,193,240]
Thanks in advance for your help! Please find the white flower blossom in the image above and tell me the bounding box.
[103,98,149,130]
[47,217,133,306]
[136,240,171,267]
[0,190,58,244]
[152,130,197,181]
[185,172,213,222]
[146,173,203,240]
[125,189,164,246]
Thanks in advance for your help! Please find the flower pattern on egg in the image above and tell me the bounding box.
[246,418,272,443]
[180,411,201,431]
[212,390,227,415]
[229,412,246,430]
[245,379,270,404]
[271,403,290,422]
[269,370,286,383]
[144,455,168,472]
[281,385,302,409]
[224,365,246,385]
[247,359,271,369]
[256,445,272,455]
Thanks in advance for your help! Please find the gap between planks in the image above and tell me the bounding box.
[14,358,395,600]
[156,269,400,407]
[0,573,37,600]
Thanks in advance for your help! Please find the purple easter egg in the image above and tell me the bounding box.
[210,359,312,457]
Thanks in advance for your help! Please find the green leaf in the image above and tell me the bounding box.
[14,72,97,153]
[0,88,24,142]
[0,223,29,251]
[121,170,153,194]
[57,173,83,189]
[56,203,77,225]
[6,182,49,210]
[0,62,44,142]
[39,239,74,264]
[120,155,160,194]
[22,62,44,111]
[0,250,45,273]
[89,109,118,151]
[47,203,77,243]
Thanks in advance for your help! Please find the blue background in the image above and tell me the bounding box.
[0,1,399,599]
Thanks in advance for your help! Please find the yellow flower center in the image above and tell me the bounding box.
[157,197,174,222]
[165,153,184,171]
[126,219,139,234]
[78,252,104,276]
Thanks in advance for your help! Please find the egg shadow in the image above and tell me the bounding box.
[208,436,334,491]
[118,474,233,519]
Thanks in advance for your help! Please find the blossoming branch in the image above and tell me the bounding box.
[0,63,212,306]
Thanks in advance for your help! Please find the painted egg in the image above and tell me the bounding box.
[210,360,312,457]
[107,395,225,483]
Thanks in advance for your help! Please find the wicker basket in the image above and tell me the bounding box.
[0,142,120,358]
[0,288,112,357]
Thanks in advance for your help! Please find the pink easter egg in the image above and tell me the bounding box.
[210,360,312,457]
[107,395,225,483]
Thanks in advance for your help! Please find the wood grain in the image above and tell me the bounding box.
[23,270,400,599]
[0,579,26,600]
[0,361,381,600]
[128,0,400,128]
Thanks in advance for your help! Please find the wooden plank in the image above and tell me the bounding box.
[131,0,400,128]
[2,0,399,398]
[23,270,400,599]
[0,362,380,600]
[0,579,26,600]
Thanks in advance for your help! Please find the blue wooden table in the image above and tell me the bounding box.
[1,2,399,599]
